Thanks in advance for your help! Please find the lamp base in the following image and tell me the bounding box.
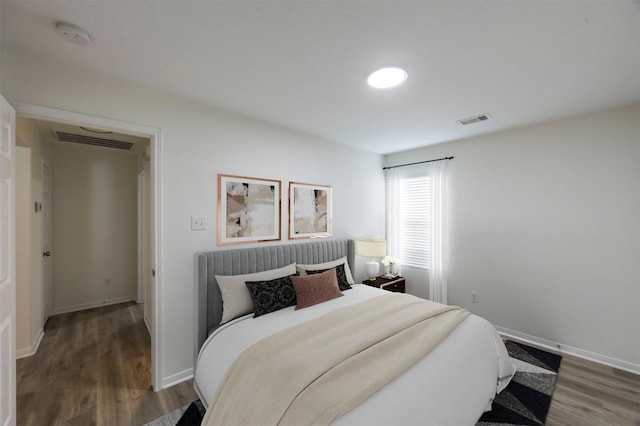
[365,261,379,281]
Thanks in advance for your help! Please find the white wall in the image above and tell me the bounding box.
[386,104,640,368]
[400,266,429,300]
[1,48,386,383]
[14,118,49,358]
[16,146,33,355]
[50,141,139,313]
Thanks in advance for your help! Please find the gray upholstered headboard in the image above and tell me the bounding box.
[195,239,356,360]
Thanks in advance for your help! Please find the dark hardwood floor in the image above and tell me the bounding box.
[16,302,197,426]
[17,302,639,425]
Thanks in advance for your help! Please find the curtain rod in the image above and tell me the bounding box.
[382,156,454,170]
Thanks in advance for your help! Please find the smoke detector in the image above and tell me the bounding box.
[56,22,91,46]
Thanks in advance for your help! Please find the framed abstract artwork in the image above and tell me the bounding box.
[218,174,281,245]
[288,182,332,239]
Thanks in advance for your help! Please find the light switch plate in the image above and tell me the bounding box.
[191,215,207,230]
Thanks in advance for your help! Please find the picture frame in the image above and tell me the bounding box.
[288,182,332,239]
[218,174,281,245]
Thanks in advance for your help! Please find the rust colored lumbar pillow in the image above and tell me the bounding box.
[290,268,344,310]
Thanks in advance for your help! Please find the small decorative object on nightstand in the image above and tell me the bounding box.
[364,276,406,293]
[381,256,401,279]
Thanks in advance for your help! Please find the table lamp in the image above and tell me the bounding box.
[357,239,386,281]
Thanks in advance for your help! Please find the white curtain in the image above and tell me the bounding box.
[384,167,402,263]
[384,160,449,304]
[427,160,448,304]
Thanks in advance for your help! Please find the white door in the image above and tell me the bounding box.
[137,171,145,305]
[0,95,17,426]
[42,163,52,324]
[138,168,152,332]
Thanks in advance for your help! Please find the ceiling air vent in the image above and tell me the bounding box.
[457,113,493,126]
[54,131,134,151]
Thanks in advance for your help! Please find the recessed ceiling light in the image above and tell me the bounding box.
[367,66,408,89]
[56,22,91,46]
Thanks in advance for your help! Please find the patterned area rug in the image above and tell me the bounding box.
[144,400,204,426]
[147,341,561,426]
[477,340,562,426]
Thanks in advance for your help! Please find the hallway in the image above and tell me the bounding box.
[16,302,196,425]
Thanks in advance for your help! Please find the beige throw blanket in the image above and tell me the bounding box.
[203,292,470,426]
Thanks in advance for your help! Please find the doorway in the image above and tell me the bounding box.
[12,101,162,390]
[42,161,51,325]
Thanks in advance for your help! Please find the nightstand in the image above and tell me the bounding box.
[364,276,406,293]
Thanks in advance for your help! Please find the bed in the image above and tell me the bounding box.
[194,239,514,425]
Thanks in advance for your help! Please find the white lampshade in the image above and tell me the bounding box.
[356,239,386,258]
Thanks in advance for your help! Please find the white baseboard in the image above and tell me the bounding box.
[495,326,640,375]
[161,367,194,390]
[52,295,137,315]
[16,328,44,359]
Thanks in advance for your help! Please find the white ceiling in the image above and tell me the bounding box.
[2,1,639,154]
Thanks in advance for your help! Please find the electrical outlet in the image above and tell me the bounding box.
[191,215,207,230]
[471,291,479,303]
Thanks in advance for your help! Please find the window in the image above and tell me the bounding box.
[398,175,431,269]
[385,159,449,303]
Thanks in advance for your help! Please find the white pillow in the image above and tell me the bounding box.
[216,263,297,323]
[296,257,355,285]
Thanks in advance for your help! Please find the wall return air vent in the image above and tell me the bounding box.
[53,131,134,151]
[457,113,493,126]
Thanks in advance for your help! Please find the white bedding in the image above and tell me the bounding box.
[194,285,514,426]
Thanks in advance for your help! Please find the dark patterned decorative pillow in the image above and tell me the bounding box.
[306,263,352,291]
[245,276,297,318]
[290,269,343,310]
